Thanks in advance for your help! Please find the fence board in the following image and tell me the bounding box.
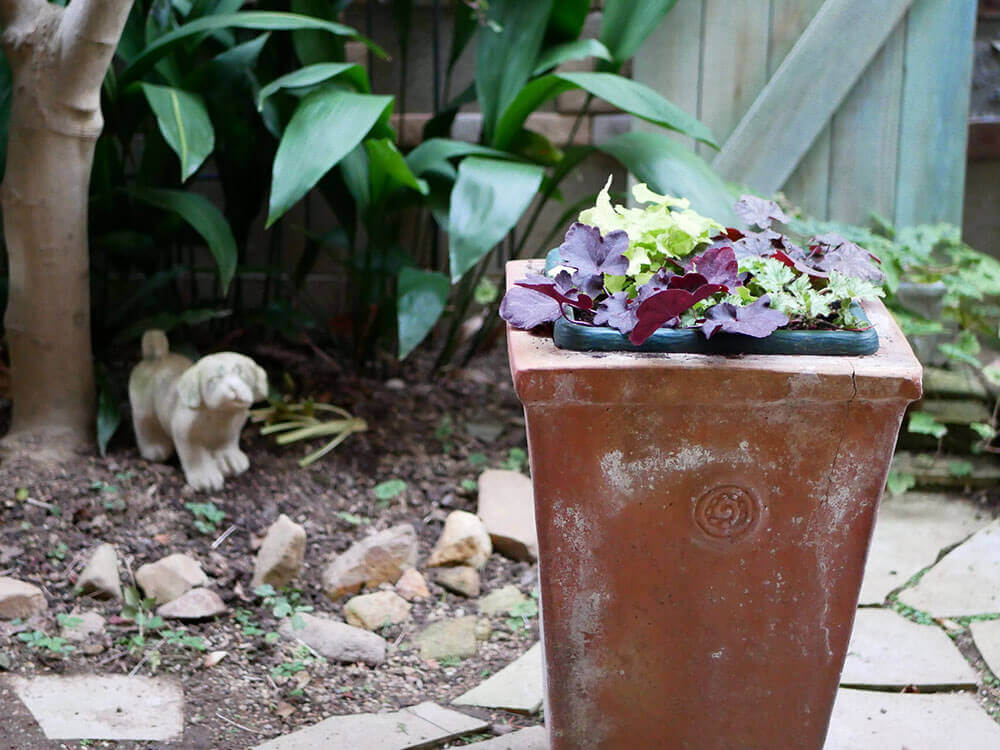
[828,25,905,224]
[696,0,770,159]
[712,0,914,193]
[769,0,830,217]
[894,0,977,226]
[632,0,704,150]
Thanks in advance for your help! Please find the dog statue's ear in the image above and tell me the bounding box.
[176,366,203,409]
[252,365,268,402]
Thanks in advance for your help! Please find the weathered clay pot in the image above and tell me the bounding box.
[505,260,922,750]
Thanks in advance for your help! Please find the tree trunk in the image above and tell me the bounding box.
[0,0,132,459]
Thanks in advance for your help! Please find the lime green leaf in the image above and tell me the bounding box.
[493,72,715,150]
[397,268,450,359]
[267,89,393,227]
[128,187,237,293]
[119,12,381,87]
[448,158,545,282]
[532,38,613,75]
[949,460,974,478]
[907,411,948,440]
[373,479,407,500]
[598,131,739,225]
[971,422,996,442]
[256,62,369,109]
[140,84,214,182]
[600,0,678,69]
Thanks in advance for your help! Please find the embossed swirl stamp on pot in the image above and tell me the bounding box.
[693,485,763,542]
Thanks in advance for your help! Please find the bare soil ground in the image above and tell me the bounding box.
[0,343,540,749]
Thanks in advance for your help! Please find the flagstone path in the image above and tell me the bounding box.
[4,489,1000,748]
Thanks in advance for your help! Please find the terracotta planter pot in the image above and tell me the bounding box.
[505,260,922,750]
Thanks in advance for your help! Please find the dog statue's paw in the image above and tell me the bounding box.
[185,464,225,492]
[139,444,172,462]
[216,448,250,477]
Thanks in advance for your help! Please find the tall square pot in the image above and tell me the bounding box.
[505,260,923,749]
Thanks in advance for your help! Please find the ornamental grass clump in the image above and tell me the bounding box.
[500,180,886,346]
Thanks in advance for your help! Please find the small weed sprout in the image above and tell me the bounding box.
[184,502,226,535]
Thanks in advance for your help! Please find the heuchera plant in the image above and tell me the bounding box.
[499,180,886,346]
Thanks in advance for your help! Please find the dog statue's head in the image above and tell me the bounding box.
[176,353,268,411]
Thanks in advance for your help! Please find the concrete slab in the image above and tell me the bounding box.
[824,688,1000,749]
[840,608,977,689]
[453,642,544,714]
[898,520,1000,617]
[460,726,548,749]
[6,674,183,741]
[859,492,985,605]
[252,701,487,749]
[970,618,1000,677]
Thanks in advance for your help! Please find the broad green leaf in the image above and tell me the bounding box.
[476,0,554,144]
[949,460,974,478]
[397,268,450,359]
[140,83,214,181]
[128,187,238,293]
[257,62,369,109]
[448,2,477,75]
[405,138,513,180]
[448,157,544,282]
[598,131,739,225]
[267,89,393,227]
[117,308,231,343]
[600,0,678,69]
[533,39,612,76]
[365,138,428,207]
[95,366,120,458]
[546,0,591,42]
[119,12,381,87]
[885,471,916,496]
[493,72,716,150]
[291,0,346,67]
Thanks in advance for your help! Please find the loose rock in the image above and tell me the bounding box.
[478,585,528,616]
[251,514,306,589]
[135,554,209,604]
[278,612,386,666]
[75,543,122,600]
[321,524,418,600]
[477,470,538,562]
[395,568,430,601]
[427,511,492,569]
[432,566,481,598]
[416,616,490,661]
[0,576,46,619]
[156,588,227,620]
[344,591,412,631]
[59,610,106,643]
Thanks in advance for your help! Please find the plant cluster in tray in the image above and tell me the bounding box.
[500,181,886,345]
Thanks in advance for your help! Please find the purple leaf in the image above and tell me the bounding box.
[557,223,629,292]
[731,230,780,259]
[515,272,594,311]
[811,234,884,282]
[734,195,789,230]
[668,272,713,293]
[499,286,562,329]
[685,245,740,287]
[702,296,789,339]
[593,292,638,335]
[771,249,829,279]
[630,285,723,345]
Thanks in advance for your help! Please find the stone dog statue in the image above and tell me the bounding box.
[129,330,267,491]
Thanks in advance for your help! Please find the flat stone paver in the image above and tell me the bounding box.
[840,608,977,689]
[824,688,1000,749]
[252,701,487,749]
[453,642,544,713]
[859,492,985,605]
[6,674,183,741]
[461,726,548,749]
[970,618,1000,677]
[897,520,1000,617]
